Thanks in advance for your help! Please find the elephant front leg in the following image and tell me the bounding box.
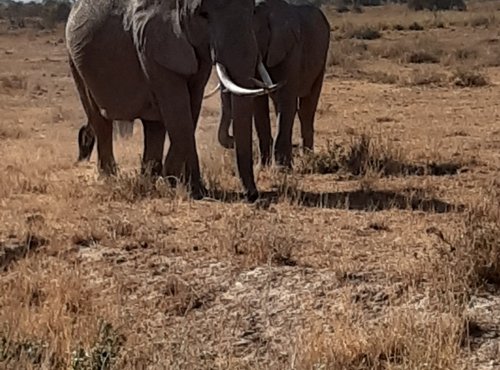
[274,97,298,168]
[154,78,205,199]
[253,95,272,166]
[91,115,116,175]
[217,90,234,149]
[298,74,324,152]
[141,119,166,177]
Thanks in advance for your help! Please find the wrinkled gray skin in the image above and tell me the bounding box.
[217,0,330,167]
[67,0,263,201]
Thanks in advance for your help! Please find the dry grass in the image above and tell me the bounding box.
[1,2,500,369]
[1,73,28,92]
[452,68,490,87]
[455,189,500,287]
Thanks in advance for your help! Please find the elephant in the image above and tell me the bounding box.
[66,0,278,201]
[206,0,331,167]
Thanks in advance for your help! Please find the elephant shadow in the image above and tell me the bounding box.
[206,188,464,213]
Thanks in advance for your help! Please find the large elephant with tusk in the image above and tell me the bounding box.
[205,0,330,167]
[68,0,277,201]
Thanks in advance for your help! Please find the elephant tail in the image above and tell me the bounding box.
[113,120,135,140]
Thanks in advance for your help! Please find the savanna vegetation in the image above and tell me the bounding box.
[0,0,499,368]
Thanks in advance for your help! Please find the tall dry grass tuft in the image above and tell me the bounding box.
[0,258,126,369]
[295,306,464,370]
[99,171,185,203]
[452,68,490,87]
[453,188,500,288]
[298,133,466,179]
[297,133,407,177]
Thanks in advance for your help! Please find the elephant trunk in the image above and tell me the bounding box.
[209,18,260,200]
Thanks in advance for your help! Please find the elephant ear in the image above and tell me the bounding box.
[266,9,300,68]
[134,11,198,76]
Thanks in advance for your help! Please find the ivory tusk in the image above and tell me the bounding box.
[258,61,274,87]
[203,83,221,99]
[215,63,268,97]
[251,77,280,93]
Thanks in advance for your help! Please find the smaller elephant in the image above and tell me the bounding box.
[212,0,331,167]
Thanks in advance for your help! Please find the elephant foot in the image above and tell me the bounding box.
[218,134,234,149]
[245,188,259,203]
[302,146,313,153]
[274,159,293,172]
[141,160,163,178]
[260,155,272,167]
[163,174,206,200]
[98,160,117,176]
[274,149,293,170]
[190,182,208,200]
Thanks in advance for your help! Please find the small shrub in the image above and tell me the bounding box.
[452,69,489,87]
[347,26,382,40]
[298,134,406,177]
[469,15,494,28]
[371,40,411,60]
[404,70,447,86]
[343,134,404,176]
[431,19,446,29]
[406,51,440,64]
[364,70,399,85]
[392,23,405,31]
[297,141,344,174]
[408,21,425,31]
[454,47,479,61]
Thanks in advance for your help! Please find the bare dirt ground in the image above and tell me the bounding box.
[1,2,500,369]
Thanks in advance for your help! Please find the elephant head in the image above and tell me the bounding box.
[253,0,301,68]
[130,0,274,96]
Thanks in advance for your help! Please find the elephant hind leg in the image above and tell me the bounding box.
[141,120,166,177]
[298,72,325,152]
[88,108,115,175]
[274,97,298,168]
[69,58,116,174]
